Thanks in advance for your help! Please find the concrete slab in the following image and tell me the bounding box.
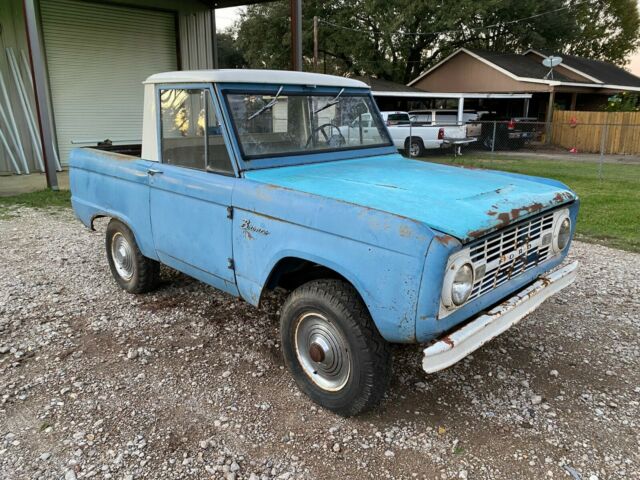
[0,171,69,196]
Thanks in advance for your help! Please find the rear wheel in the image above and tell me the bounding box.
[105,219,160,294]
[482,135,495,151]
[280,279,392,416]
[405,137,425,158]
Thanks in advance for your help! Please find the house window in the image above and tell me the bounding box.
[159,88,234,174]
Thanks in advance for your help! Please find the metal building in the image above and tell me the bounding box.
[0,0,289,189]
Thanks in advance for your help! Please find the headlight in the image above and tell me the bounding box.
[452,263,474,306]
[442,258,475,308]
[552,210,571,253]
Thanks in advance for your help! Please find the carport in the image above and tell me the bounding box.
[353,77,532,125]
[373,92,533,124]
[1,0,304,190]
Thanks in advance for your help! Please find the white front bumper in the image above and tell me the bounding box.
[422,261,578,374]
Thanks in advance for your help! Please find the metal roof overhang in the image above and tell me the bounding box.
[201,0,273,8]
[371,91,532,99]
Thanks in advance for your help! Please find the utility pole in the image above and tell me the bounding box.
[313,16,319,72]
[290,0,302,71]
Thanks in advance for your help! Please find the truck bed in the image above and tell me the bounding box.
[90,143,142,157]
[387,124,468,150]
[69,147,156,259]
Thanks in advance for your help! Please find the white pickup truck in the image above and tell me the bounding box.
[378,111,469,157]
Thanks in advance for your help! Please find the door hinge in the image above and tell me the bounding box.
[227,258,235,270]
[226,206,233,219]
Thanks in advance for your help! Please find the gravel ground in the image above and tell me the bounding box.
[0,208,638,480]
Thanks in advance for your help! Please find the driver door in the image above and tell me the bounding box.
[148,86,238,295]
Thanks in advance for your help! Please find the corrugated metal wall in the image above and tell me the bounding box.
[0,0,215,176]
[0,0,44,175]
[180,10,216,70]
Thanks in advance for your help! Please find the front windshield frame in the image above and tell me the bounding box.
[221,86,394,161]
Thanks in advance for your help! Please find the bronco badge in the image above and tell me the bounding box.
[240,219,270,237]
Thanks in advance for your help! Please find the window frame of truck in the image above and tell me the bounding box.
[213,83,398,173]
[221,88,392,160]
[154,83,241,177]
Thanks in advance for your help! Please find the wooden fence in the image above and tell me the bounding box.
[551,110,640,154]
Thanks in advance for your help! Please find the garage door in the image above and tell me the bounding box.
[40,0,178,164]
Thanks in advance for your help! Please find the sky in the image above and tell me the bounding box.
[215,6,640,76]
[215,7,243,31]
[630,1,640,74]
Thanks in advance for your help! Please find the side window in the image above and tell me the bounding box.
[159,88,234,175]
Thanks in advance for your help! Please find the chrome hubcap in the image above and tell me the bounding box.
[111,232,134,281]
[409,142,420,157]
[294,312,351,391]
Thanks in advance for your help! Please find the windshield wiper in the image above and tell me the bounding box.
[248,86,284,120]
[313,88,344,114]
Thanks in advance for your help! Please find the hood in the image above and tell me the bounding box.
[244,154,576,242]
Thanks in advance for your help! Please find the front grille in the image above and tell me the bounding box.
[467,211,555,302]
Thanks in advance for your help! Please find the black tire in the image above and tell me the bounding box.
[508,139,526,150]
[280,279,392,416]
[405,137,425,158]
[481,135,495,151]
[105,219,160,294]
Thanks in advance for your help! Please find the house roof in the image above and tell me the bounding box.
[351,76,425,93]
[526,50,640,88]
[468,49,590,84]
[408,48,640,92]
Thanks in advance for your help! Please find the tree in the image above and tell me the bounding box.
[605,92,640,111]
[217,31,248,69]
[233,0,640,84]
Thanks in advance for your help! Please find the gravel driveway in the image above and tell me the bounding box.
[1,208,638,480]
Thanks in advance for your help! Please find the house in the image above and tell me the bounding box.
[408,48,640,120]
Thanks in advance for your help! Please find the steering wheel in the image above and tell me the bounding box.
[306,123,346,148]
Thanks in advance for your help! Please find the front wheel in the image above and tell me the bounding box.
[280,279,392,416]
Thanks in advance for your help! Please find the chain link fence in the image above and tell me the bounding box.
[463,120,640,157]
[465,120,546,152]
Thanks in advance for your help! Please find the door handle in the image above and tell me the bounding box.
[147,168,163,176]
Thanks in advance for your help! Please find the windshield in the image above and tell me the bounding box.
[224,89,392,159]
[386,113,410,125]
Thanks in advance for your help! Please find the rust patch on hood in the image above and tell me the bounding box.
[496,212,512,228]
[469,201,547,239]
[521,202,544,214]
[554,191,574,203]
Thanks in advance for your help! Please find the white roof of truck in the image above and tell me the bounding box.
[144,69,368,88]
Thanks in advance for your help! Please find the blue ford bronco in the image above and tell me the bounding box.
[70,70,578,416]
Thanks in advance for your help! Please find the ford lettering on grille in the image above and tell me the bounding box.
[468,211,555,301]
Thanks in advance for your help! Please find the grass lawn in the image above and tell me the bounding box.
[424,154,640,253]
[0,189,71,219]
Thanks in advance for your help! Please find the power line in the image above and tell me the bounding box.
[318,1,589,37]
